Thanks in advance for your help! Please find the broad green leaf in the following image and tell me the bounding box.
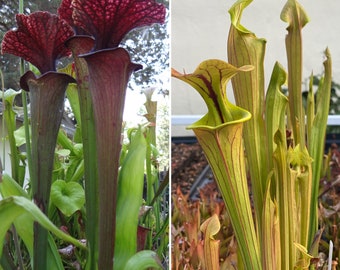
[115,127,147,270]
[0,196,86,257]
[123,250,163,270]
[0,174,84,269]
[14,125,30,147]
[50,180,85,217]
[0,173,29,199]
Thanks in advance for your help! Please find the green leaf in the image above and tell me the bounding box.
[265,62,288,156]
[123,250,163,270]
[228,0,269,236]
[308,49,332,246]
[66,36,99,270]
[66,84,81,127]
[280,0,309,146]
[2,89,23,183]
[172,60,260,270]
[55,149,71,157]
[115,127,147,269]
[59,63,81,127]
[2,89,21,105]
[50,180,85,217]
[172,60,253,126]
[0,196,86,258]
[0,173,29,199]
[14,125,30,147]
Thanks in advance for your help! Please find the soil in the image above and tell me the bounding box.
[171,142,215,198]
[171,141,340,199]
[171,141,340,268]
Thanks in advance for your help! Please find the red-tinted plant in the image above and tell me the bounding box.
[2,0,166,269]
[59,0,165,50]
[2,11,76,270]
[58,0,165,268]
[2,12,73,74]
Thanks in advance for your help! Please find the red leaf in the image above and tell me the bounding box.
[58,0,89,36]
[1,12,74,73]
[70,0,166,49]
[58,0,74,28]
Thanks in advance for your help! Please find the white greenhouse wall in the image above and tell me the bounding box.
[171,0,340,136]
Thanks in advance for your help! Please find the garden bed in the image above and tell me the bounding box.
[171,140,340,269]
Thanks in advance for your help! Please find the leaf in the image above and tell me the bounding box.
[14,125,30,147]
[228,0,269,236]
[0,174,66,269]
[2,89,21,105]
[115,127,147,269]
[65,35,98,270]
[308,49,332,245]
[55,149,71,157]
[294,242,313,269]
[123,250,163,270]
[70,0,166,49]
[0,173,29,199]
[172,61,253,126]
[0,195,86,258]
[173,59,260,269]
[262,175,280,270]
[59,63,82,127]
[2,89,23,183]
[50,180,85,217]
[265,62,288,156]
[1,12,74,73]
[200,214,220,270]
[280,0,310,146]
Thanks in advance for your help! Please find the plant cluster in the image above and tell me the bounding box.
[172,0,334,269]
[0,0,169,269]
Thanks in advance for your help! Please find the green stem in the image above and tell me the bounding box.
[145,140,153,250]
[21,90,32,182]
[4,113,19,181]
[18,0,32,187]
[1,70,5,171]
[65,36,99,270]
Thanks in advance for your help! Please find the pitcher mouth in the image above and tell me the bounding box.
[187,107,252,131]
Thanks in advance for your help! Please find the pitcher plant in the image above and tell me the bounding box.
[1,0,167,269]
[172,0,332,269]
